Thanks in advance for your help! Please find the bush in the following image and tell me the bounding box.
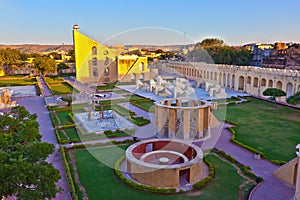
[60,147,79,200]
[129,116,151,126]
[61,139,69,144]
[193,158,215,189]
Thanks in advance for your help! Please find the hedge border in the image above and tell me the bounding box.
[226,126,286,165]
[60,146,79,200]
[193,157,215,189]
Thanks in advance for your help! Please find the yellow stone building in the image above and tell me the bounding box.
[72,24,149,83]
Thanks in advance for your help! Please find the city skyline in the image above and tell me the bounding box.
[1,0,300,46]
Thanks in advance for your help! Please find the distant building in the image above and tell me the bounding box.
[72,24,150,84]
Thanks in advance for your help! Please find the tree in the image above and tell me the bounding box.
[0,48,21,74]
[67,49,75,62]
[287,91,300,105]
[0,106,61,199]
[57,62,69,75]
[61,94,76,106]
[33,56,57,75]
[200,38,224,48]
[263,88,286,104]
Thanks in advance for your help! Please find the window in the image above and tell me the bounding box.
[104,67,109,76]
[92,57,97,66]
[104,57,109,65]
[105,78,109,82]
[139,62,144,71]
[92,46,97,55]
[93,68,98,77]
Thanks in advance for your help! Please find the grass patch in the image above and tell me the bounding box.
[129,116,150,126]
[213,97,300,162]
[130,101,155,112]
[45,76,78,95]
[71,146,251,200]
[56,111,73,125]
[0,77,36,86]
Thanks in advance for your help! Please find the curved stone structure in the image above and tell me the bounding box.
[161,61,300,98]
[155,97,212,140]
[126,139,203,188]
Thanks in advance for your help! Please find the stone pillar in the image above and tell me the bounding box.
[168,108,176,138]
[204,107,210,129]
[197,108,204,138]
[183,109,190,140]
[157,107,166,137]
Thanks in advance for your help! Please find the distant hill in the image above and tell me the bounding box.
[0,44,73,54]
[0,43,194,54]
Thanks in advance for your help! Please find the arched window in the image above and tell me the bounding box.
[93,68,98,77]
[139,62,144,71]
[253,77,258,87]
[261,79,266,87]
[104,67,109,76]
[92,46,97,55]
[104,57,109,65]
[92,57,97,66]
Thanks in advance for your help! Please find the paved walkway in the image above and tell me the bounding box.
[16,97,71,200]
[214,126,294,200]
[36,76,52,96]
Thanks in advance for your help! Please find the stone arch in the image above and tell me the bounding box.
[92,46,97,55]
[261,79,266,87]
[247,76,251,85]
[214,72,217,81]
[227,74,231,88]
[219,73,222,85]
[232,74,235,89]
[253,77,259,87]
[210,71,213,80]
[207,71,209,79]
[286,82,293,98]
[223,73,226,86]
[268,79,273,87]
[238,76,244,90]
[276,81,282,89]
[203,70,206,79]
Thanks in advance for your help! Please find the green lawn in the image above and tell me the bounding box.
[49,82,77,95]
[213,98,300,161]
[58,128,81,143]
[56,112,73,125]
[0,77,36,86]
[130,101,155,112]
[45,76,77,94]
[71,146,248,200]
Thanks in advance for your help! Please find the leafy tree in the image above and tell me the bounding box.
[0,106,61,199]
[33,56,57,75]
[61,94,76,106]
[0,48,21,67]
[188,38,251,65]
[287,91,300,105]
[200,38,225,48]
[263,88,286,104]
[0,48,22,74]
[57,62,69,75]
[67,49,75,62]
[49,52,61,60]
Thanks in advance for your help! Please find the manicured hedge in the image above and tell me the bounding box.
[129,116,150,126]
[193,157,215,189]
[227,126,286,166]
[114,156,177,193]
[60,147,79,200]
[227,127,266,159]
[212,149,263,183]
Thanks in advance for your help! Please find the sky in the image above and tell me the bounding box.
[0,0,299,46]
